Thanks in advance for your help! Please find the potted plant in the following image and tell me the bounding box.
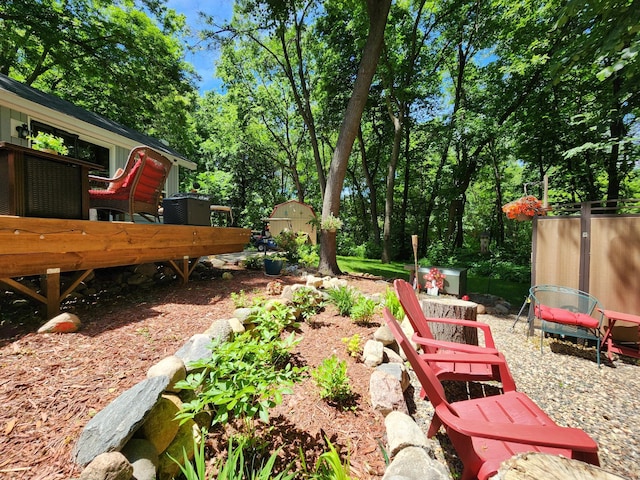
[320,213,343,232]
[264,254,287,276]
[29,132,69,155]
[423,267,446,296]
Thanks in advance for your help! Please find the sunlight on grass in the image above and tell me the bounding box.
[337,255,529,307]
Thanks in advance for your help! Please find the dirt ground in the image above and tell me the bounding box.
[0,265,392,479]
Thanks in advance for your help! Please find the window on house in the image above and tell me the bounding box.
[30,121,109,170]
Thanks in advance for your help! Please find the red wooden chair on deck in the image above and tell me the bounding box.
[394,279,515,389]
[383,307,600,480]
[88,146,172,222]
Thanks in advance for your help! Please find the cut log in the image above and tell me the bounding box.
[419,296,478,345]
[495,452,627,480]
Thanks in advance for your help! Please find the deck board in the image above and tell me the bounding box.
[0,215,250,277]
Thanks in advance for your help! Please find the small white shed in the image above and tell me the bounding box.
[268,200,317,245]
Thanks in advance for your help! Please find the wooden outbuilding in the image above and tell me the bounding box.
[268,200,317,244]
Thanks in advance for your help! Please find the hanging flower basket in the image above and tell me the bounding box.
[502,195,547,221]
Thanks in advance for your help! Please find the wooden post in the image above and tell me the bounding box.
[411,235,419,291]
[420,296,478,345]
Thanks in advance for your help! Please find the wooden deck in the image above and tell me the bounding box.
[0,215,251,318]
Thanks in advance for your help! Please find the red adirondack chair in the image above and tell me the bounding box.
[383,307,600,480]
[394,279,515,389]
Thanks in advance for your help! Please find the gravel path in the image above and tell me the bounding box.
[408,313,640,480]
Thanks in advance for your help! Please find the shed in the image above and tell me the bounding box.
[268,200,317,245]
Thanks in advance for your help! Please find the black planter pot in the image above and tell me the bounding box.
[264,258,285,276]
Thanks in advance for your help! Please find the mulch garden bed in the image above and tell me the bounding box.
[0,265,391,479]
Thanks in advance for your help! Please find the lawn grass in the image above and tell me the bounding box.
[337,255,529,307]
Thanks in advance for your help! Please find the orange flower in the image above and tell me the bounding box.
[502,195,546,220]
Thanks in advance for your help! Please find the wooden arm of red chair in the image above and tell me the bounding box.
[412,333,500,355]
[422,316,497,348]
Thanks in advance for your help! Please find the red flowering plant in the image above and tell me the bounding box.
[502,195,547,220]
[423,267,446,290]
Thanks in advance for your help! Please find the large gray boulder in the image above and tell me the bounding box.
[73,376,169,466]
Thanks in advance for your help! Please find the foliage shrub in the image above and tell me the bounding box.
[175,304,306,427]
[242,255,264,270]
[230,290,249,308]
[350,296,377,324]
[297,243,320,268]
[326,286,359,316]
[275,230,300,263]
[311,355,353,404]
[341,334,362,358]
[383,287,404,320]
[291,286,324,322]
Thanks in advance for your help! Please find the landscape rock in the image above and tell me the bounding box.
[146,356,185,392]
[37,312,81,333]
[382,446,451,480]
[227,317,246,334]
[495,302,511,314]
[157,419,201,480]
[323,277,348,289]
[305,275,324,288]
[139,395,182,454]
[384,347,404,364]
[78,451,133,480]
[73,376,169,467]
[232,307,253,323]
[121,439,159,480]
[175,334,214,369]
[376,363,410,392]
[134,263,158,278]
[369,369,408,416]
[362,339,384,367]
[374,324,395,346]
[203,319,233,343]
[385,411,429,457]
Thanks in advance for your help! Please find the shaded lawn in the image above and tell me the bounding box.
[337,255,529,307]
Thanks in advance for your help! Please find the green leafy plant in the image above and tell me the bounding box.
[242,255,264,270]
[341,334,362,358]
[215,436,296,480]
[350,296,377,324]
[384,287,404,320]
[311,355,353,404]
[29,132,69,155]
[297,243,319,268]
[291,286,324,322]
[169,428,211,480]
[250,302,300,344]
[174,304,306,427]
[231,290,249,308]
[313,438,352,480]
[326,286,359,316]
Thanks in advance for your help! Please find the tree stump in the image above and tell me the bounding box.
[419,296,478,345]
[495,452,626,480]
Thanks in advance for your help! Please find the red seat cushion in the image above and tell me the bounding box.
[535,305,600,329]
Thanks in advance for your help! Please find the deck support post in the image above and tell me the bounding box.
[42,268,61,318]
[167,256,201,284]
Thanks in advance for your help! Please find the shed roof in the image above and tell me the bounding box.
[270,199,317,217]
[0,73,195,169]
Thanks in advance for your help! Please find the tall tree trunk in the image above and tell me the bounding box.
[382,101,403,263]
[357,126,381,245]
[318,0,391,275]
